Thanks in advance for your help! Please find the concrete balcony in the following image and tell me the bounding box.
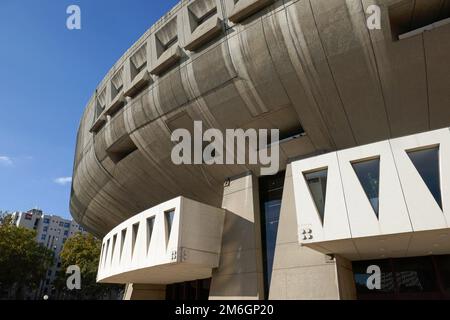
[292,128,450,261]
[97,197,225,284]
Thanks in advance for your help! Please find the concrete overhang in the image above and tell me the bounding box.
[97,197,225,284]
[292,128,450,261]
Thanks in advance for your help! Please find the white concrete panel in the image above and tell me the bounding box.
[97,197,225,284]
[291,152,352,243]
[337,141,412,238]
[390,128,450,231]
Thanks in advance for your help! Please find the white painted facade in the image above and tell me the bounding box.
[97,197,225,285]
[291,128,450,261]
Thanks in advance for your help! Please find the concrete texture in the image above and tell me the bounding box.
[71,0,450,237]
[209,172,265,300]
[71,0,450,300]
[269,164,357,299]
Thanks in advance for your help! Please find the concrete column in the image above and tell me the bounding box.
[123,283,166,300]
[268,164,357,300]
[209,172,265,300]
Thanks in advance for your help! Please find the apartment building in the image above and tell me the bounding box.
[11,209,87,298]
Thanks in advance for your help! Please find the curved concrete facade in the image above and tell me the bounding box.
[71,0,450,237]
[72,0,450,300]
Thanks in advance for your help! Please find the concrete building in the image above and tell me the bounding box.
[71,0,450,300]
[12,209,87,298]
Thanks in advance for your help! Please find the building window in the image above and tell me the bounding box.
[64,230,69,236]
[165,210,175,242]
[25,213,32,220]
[352,158,381,217]
[407,146,442,209]
[111,234,117,264]
[43,218,50,224]
[353,255,450,299]
[43,226,48,233]
[259,171,285,299]
[166,278,211,300]
[64,222,70,228]
[120,229,127,261]
[147,216,155,255]
[59,222,64,227]
[303,169,328,224]
[41,234,46,241]
[131,223,139,258]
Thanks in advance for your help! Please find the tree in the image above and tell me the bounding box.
[0,215,54,299]
[56,233,121,299]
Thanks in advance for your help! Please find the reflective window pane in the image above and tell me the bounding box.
[407,146,442,209]
[352,158,380,217]
[259,171,285,298]
[165,210,175,239]
[304,169,328,224]
[393,257,437,293]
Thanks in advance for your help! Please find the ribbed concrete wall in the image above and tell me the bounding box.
[71,0,450,236]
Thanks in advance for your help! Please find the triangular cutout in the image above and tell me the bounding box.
[407,146,442,210]
[131,223,140,258]
[119,228,127,262]
[352,158,380,218]
[111,234,117,264]
[304,169,328,225]
[165,210,175,247]
[147,216,155,255]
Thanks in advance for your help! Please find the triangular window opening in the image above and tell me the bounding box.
[304,169,328,225]
[407,146,442,210]
[352,158,381,218]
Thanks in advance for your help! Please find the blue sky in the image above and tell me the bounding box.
[0,0,178,219]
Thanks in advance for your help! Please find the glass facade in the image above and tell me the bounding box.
[352,158,381,217]
[259,171,285,298]
[166,278,211,300]
[165,209,175,239]
[353,255,450,299]
[407,146,442,209]
[304,169,328,224]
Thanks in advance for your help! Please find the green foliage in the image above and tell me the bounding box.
[0,215,54,299]
[57,233,120,299]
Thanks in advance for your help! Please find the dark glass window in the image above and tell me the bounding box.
[165,210,175,240]
[147,216,155,253]
[304,169,328,224]
[353,255,450,300]
[393,257,437,293]
[166,278,211,300]
[259,171,285,299]
[352,158,380,217]
[120,229,127,261]
[111,234,117,264]
[435,255,450,294]
[131,223,139,257]
[407,146,442,209]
